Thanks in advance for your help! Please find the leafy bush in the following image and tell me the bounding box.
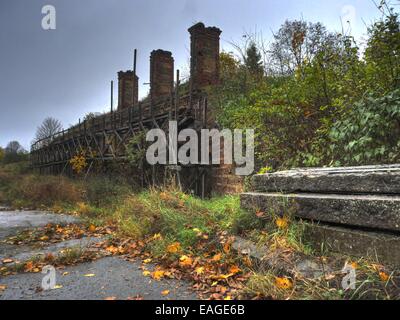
[6,175,83,208]
[329,89,400,165]
[212,5,399,170]
[84,175,133,207]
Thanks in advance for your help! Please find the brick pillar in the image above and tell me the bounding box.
[118,71,138,110]
[150,50,174,100]
[188,23,222,91]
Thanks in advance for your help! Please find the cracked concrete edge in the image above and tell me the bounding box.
[231,236,330,279]
[0,237,106,267]
[241,192,400,232]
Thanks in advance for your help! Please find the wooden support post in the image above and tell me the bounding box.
[111,80,114,113]
[133,49,137,76]
[203,96,207,127]
[175,69,180,120]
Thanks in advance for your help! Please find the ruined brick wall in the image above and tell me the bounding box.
[118,71,138,110]
[188,23,222,91]
[150,50,174,100]
[35,22,244,196]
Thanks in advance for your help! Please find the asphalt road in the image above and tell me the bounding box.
[0,256,197,300]
[0,209,197,300]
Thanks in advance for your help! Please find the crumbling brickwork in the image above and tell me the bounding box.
[188,23,222,91]
[150,50,174,100]
[32,23,244,196]
[118,71,138,110]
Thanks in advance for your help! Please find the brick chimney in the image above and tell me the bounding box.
[150,50,174,100]
[118,71,138,110]
[188,23,222,91]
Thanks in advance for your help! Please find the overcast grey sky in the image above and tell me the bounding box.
[0,0,384,149]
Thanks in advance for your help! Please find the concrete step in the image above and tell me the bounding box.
[241,192,400,232]
[252,165,400,194]
[303,223,400,266]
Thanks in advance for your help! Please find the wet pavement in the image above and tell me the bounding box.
[0,209,197,300]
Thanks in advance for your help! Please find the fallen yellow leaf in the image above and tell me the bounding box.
[379,271,389,282]
[195,266,205,275]
[152,270,165,281]
[212,273,234,280]
[276,217,288,229]
[105,246,119,254]
[212,253,222,262]
[179,255,193,267]
[350,262,358,270]
[84,274,95,277]
[53,285,63,289]
[275,277,293,290]
[167,242,181,254]
[143,270,151,277]
[229,265,241,274]
[24,261,34,272]
[152,233,162,240]
[223,243,231,254]
[143,258,152,264]
[88,225,97,232]
[161,290,170,296]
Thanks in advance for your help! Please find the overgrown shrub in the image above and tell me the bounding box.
[6,175,83,208]
[84,175,133,207]
[329,89,400,165]
[212,5,399,170]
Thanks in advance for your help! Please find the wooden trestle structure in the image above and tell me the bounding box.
[30,90,212,197]
[30,22,226,197]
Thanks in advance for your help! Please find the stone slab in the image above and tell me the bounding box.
[303,223,400,266]
[0,237,104,265]
[252,164,400,194]
[241,192,400,232]
[232,236,329,279]
[0,211,81,240]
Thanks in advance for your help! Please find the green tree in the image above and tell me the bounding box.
[213,5,400,170]
[35,117,63,147]
[3,141,28,164]
[244,42,264,76]
[364,8,400,94]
